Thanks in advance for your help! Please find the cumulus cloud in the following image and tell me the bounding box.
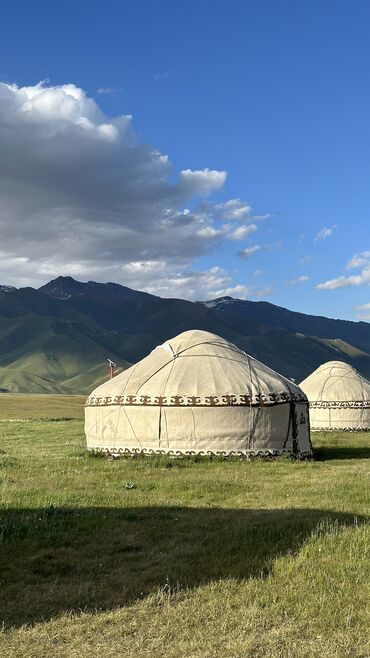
[314,225,337,242]
[219,200,271,222]
[317,273,368,290]
[209,284,253,298]
[215,198,252,221]
[236,239,282,261]
[178,168,226,197]
[237,245,261,260]
[346,251,370,270]
[137,266,232,300]
[195,220,258,242]
[288,275,309,285]
[116,264,270,301]
[317,251,370,290]
[203,281,273,301]
[0,81,269,298]
[226,224,257,241]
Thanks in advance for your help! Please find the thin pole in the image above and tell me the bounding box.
[108,359,116,379]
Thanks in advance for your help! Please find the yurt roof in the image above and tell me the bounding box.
[299,360,370,402]
[87,329,306,407]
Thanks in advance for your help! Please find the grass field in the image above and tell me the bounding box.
[0,394,86,420]
[0,397,369,657]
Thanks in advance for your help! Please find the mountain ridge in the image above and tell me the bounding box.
[0,275,370,393]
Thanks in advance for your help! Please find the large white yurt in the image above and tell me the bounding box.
[85,330,312,457]
[300,360,370,431]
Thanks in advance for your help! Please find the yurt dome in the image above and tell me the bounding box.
[85,330,312,457]
[300,360,370,431]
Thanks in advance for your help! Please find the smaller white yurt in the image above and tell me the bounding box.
[85,330,312,457]
[300,360,370,431]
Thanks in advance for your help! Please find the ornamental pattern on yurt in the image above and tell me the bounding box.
[85,391,307,408]
[85,329,313,457]
[88,447,301,458]
[309,400,370,408]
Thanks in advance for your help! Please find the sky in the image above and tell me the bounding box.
[0,0,369,320]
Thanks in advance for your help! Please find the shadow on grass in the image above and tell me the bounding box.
[314,446,370,461]
[0,506,366,627]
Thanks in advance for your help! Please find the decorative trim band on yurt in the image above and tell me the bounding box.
[88,446,313,459]
[309,400,370,409]
[310,426,370,432]
[85,391,308,408]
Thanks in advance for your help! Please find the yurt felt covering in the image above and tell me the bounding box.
[85,330,312,457]
[300,360,370,431]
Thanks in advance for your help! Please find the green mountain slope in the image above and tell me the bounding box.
[1,276,370,393]
[0,314,129,393]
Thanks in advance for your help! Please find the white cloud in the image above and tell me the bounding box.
[196,221,257,241]
[141,266,232,300]
[355,302,370,311]
[353,303,370,321]
[97,86,124,95]
[226,224,257,241]
[253,214,271,222]
[346,251,370,269]
[299,254,314,266]
[314,225,337,242]
[0,81,271,298]
[179,168,226,197]
[215,198,252,221]
[236,238,281,261]
[288,275,309,285]
[317,251,370,290]
[317,269,370,290]
[205,282,273,301]
[122,265,266,301]
[209,284,253,298]
[212,199,271,223]
[237,245,261,260]
[196,226,222,239]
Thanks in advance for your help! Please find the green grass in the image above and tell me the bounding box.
[0,406,368,657]
[0,394,86,420]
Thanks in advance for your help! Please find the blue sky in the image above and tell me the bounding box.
[0,0,369,320]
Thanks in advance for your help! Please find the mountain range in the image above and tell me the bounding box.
[1,275,370,393]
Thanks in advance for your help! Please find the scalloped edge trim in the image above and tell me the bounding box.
[87,446,313,459]
[310,426,370,432]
